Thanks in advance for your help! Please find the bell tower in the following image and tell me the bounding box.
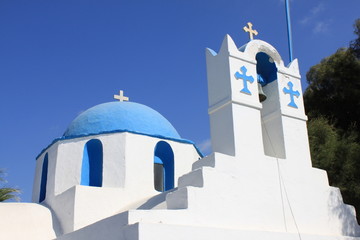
[205,28,311,166]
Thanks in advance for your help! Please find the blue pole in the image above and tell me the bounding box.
[285,0,293,62]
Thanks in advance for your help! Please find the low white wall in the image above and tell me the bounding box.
[0,203,56,240]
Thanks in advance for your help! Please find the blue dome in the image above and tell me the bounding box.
[63,102,181,139]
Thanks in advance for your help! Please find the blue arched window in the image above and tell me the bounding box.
[154,141,174,192]
[81,139,103,187]
[39,153,48,202]
[256,52,277,87]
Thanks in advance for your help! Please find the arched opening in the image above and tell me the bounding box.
[81,139,103,187]
[256,52,286,159]
[256,52,277,87]
[39,153,48,202]
[154,141,174,192]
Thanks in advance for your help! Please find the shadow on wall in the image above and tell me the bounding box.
[41,202,64,237]
[328,187,360,236]
[137,188,177,210]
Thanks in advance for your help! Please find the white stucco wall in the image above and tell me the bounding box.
[54,152,360,240]
[124,153,359,237]
[0,203,56,240]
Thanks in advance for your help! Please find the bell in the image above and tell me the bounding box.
[258,83,267,102]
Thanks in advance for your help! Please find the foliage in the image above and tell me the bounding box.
[304,49,360,135]
[305,19,360,222]
[308,118,360,219]
[0,169,20,202]
[350,19,360,59]
[308,117,340,180]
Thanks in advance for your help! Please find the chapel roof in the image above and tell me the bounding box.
[63,101,181,139]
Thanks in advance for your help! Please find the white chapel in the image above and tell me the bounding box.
[1,29,360,240]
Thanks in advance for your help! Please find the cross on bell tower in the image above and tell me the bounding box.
[243,22,258,40]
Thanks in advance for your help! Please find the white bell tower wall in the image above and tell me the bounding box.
[206,35,264,159]
[206,35,311,167]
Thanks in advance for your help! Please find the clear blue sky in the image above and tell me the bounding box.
[0,0,359,202]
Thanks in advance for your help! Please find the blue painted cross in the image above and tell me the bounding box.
[283,81,300,108]
[235,66,254,95]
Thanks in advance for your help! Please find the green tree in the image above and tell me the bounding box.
[304,50,360,135]
[308,117,340,181]
[305,19,360,222]
[0,169,20,202]
[308,118,360,217]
